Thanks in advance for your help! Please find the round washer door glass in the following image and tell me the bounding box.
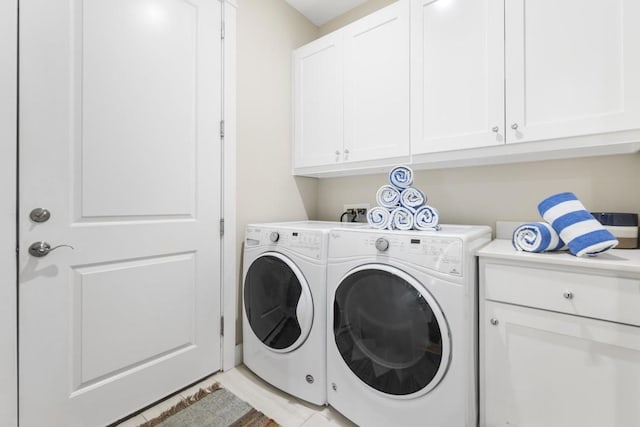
[333,265,451,397]
[244,253,313,352]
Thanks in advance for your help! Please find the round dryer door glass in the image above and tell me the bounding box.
[244,253,313,352]
[333,265,451,397]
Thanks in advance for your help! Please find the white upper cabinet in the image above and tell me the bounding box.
[412,0,640,161]
[293,0,410,176]
[293,32,343,169]
[343,1,410,163]
[505,0,640,143]
[411,0,504,153]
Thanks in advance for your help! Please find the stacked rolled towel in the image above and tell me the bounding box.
[414,205,440,231]
[367,206,392,230]
[368,165,441,231]
[538,192,618,257]
[389,206,414,230]
[376,185,401,208]
[512,222,567,253]
[389,165,413,189]
[400,187,426,211]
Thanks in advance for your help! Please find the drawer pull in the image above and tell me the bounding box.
[490,318,499,326]
[563,291,574,300]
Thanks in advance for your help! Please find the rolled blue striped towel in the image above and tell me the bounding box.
[376,185,401,208]
[400,187,426,210]
[389,165,413,189]
[414,205,439,230]
[538,192,619,257]
[388,206,414,230]
[367,206,392,229]
[512,222,567,252]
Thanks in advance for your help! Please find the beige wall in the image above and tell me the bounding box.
[318,0,397,35]
[317,154,640,230]
[236,0,318,343]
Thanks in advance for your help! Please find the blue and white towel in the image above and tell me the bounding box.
[389,165,413,189]
[414,205,439,230]
[538,192,618,257]
[512,222,567,253]
[389,206,414,230]
[400,187,426,210]
[367,206,391,230]
[376,185,401,208]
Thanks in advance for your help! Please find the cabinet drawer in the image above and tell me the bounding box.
[484,262,640,326]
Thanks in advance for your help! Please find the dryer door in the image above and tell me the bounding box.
[244,252,313,353]
[333,264,451,398]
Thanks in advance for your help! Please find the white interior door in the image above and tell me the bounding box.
[18,1,222,426]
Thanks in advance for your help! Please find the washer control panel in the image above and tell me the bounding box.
[246,227,324,260]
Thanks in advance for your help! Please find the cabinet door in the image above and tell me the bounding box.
[482,301,640,427]
[293,33,343,169]
[411,0,504,154]
[343,1,410,163]
[505,0,640,143]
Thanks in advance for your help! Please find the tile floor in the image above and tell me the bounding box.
[115,365,356,427]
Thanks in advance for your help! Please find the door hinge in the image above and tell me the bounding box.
[221,21,225,39]
[220,120,225,138]
[219,218,225,237]
[220,316,224,336]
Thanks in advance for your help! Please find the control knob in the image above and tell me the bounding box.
[269,231,280,243]
[375,237,389,252]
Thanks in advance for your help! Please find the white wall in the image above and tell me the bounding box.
[0,0,17,425]
[235,0,318,343]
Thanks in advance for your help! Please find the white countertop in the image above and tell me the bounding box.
[478,239,640,275]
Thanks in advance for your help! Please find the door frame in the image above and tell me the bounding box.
[1,0,237,423]
[0,0,17,425]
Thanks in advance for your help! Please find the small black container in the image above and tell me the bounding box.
[591,212,639,249]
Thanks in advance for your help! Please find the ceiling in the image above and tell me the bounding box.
[285,0,369,26]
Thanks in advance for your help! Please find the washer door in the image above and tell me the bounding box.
[244,252,313,353]
[333,264,451,398]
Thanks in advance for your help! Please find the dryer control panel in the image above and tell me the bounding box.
[246,227,325,260]
[330,231,464,276]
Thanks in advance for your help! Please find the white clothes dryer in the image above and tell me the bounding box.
[242,221,368,405]
[326,226,491,426]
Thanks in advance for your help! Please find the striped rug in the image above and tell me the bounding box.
[139,383,280,427]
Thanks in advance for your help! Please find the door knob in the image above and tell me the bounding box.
[28,241,74,257]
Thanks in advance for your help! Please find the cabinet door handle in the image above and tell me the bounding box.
[344,148,350,154]
[492,126,499,133]
[563,291,574,300]
[335,150,341,156]
[490,318,499,326]
[511,123,519,130]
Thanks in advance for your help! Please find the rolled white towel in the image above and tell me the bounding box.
[389,165,413,189]
[400,187,426,210]
[538,192,618,257]
[367,207,391,230]
[388,206,414,230]
[414,205,439,230]
[512,222,567,252]
[376,185,401,208]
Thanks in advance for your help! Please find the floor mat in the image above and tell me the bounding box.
[139,383,280,427]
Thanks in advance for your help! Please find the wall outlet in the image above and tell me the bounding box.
[343,203,370,223]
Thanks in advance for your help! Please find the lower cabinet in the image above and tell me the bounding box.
[479,255,640,427]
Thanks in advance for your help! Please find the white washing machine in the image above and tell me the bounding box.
[242,221,369,405]
[326,226,492,426]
